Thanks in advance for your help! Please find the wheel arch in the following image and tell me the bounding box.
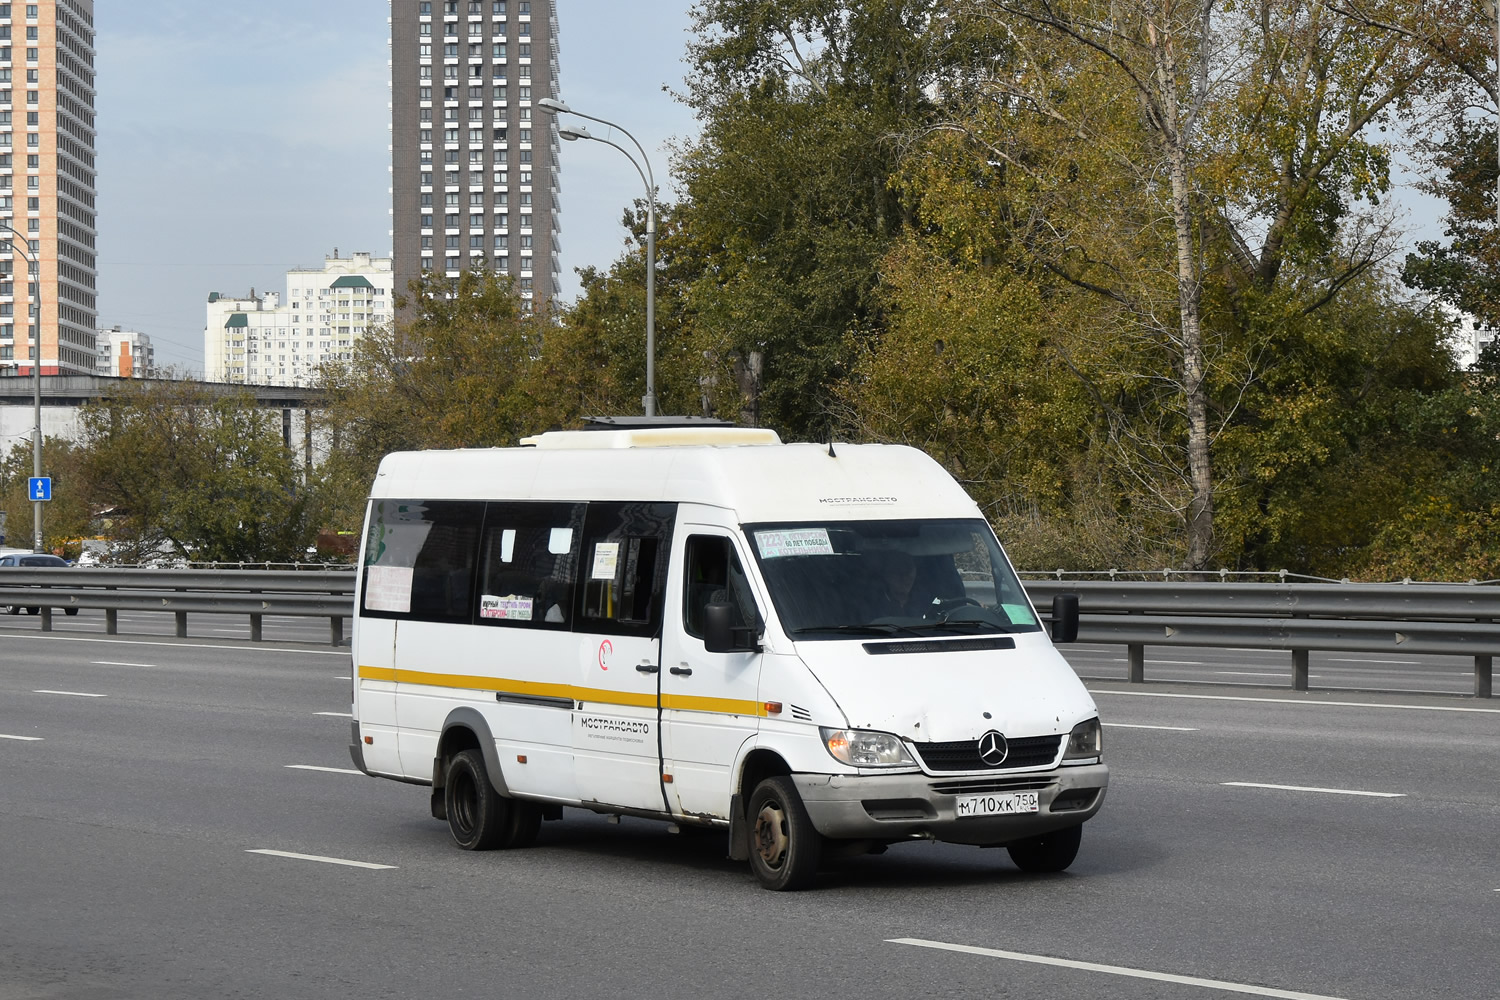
[727,746,793,861]
[434,707,510,799]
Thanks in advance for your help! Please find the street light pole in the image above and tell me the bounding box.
[0,222,42,551]
[537,98,658,417]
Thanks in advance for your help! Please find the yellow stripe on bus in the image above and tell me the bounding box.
[357,665,767,718]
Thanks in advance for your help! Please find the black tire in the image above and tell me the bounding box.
[746,776,823,891]
[1007,823,1083,873]
[25,607,38,616]
[4,605,15,615]
[504,800,542,848]
[444,749,510,851]
[64,607,78,616]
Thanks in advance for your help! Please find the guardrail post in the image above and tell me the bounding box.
[1477,618,1493,699]
[250,614,262,642]
[1127,643,1144,683]
[1291,649,1309,691]
[330,617,345,646]
[40,606,52,631]
[105,608,117,634]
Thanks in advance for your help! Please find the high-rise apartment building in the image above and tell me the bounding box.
[204,252,395,386]
[389,0,560,311]
[0,0,96,377]
[95,325,153,377]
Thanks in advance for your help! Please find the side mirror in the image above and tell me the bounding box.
[1050,593,1079,644]
[703,601,761,653]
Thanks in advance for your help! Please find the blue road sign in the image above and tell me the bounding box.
[28,476,51,501]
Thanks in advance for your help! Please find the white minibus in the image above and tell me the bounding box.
[349,421,1105,890]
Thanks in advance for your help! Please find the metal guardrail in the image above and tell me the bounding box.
[3,569,1494,695]
[1023,580,1498,698]
[0,568,355,646]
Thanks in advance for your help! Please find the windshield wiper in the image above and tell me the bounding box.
[925,616,1013,633]
[789,623,927,637]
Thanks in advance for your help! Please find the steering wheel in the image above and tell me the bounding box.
[931,597,983,615]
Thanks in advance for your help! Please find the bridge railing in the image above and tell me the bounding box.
[0,567,355,646]
[1022,579,1499,697]
[4,568,1497,695]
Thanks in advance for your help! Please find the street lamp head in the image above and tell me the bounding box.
[558,124,593,142]
[536,97,572,115]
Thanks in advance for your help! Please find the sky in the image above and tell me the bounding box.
[93,2,1448,375]
[94,0,700,373]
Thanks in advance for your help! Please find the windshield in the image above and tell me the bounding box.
[743,518,1040,639]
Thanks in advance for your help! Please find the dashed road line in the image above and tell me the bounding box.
[1091,689,1500,714]
[314,711,353,718]
[245,849,395,870]
[1103,722,1199,731]
[285,764,362,775]
[33,689,106,698]
[0,733,43,741]
[91,660,156,667]
[1222,782,1405,799]
[886,938,1351,999]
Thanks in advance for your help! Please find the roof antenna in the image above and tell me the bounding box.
[827,439,837,458]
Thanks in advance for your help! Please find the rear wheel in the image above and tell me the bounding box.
[64,607,78,616]
[1007,823,1083,873]
[444,749,509,850]
[747,776,822,891]
[4,605,15,615]
[25,607,38,616]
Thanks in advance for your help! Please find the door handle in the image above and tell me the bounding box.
[669,666,693,677]
[636,663,659,674]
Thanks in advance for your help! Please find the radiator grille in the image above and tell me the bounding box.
[913,734,1063,772]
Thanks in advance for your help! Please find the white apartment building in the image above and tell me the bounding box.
[95,325,153,377]
[204,252,394,385]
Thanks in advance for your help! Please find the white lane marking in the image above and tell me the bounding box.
[0,633,347,656]
[314,711,353,718]
[0,733,43,741]
[335,675,351,680]
[1215,671,1281,676]
[1325,658,1419,665]
[1091,689,1500,714]
[91,660,156,667]
[886,938,1351,1000]
[245,849,395,870]
[1146,659,1206,666]
[33,689,106,698]
[285,764,363,775]
[1223,782,1405,798]
[1103,722,1199,731]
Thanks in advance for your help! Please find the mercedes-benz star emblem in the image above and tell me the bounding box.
[976,730,1009,767]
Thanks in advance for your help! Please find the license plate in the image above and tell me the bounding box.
[955,791,1040,817]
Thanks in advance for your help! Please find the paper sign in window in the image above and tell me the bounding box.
[1001,603,1037,625]
[590,541,620,580]
[480,594,533,620]
[365,565,414,613]
[755,528,834,559]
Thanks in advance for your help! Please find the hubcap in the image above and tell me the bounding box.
[753,802,789,869]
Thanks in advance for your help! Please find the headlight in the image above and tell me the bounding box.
[820,728,915,767]
[1063,717,1102,763]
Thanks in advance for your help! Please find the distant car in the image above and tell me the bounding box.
[0,553,78,615]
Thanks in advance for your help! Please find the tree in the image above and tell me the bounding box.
[676,0,957,437]
[0,439,93,556]
[79,382,316,563]
[317,265,549,532]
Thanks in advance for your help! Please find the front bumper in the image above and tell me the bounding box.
[792,763,1108,845]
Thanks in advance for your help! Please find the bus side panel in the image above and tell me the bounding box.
[354,616,404,776]
[392,620,578,800]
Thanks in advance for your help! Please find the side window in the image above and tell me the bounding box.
[683,535,759,639]
[577,501,676,637]
[361,499,483,623]
[476,501,583,629]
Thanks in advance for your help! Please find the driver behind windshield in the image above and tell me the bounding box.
[872,550,928,619]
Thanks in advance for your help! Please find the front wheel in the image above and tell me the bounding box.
[24,607,38,616]
[746,776,823,891]
[1007,823,1083,873]
[64,607,79,616]
[444,749,510,850]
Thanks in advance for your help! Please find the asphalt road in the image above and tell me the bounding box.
[1,621,1496,999]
